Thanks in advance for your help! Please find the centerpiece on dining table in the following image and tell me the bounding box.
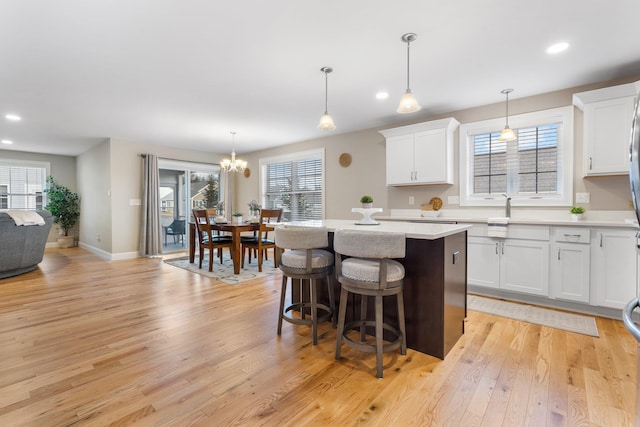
[247,200,261,222]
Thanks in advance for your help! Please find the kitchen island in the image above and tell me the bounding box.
[290,219,470,360]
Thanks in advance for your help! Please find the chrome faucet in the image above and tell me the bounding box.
[503,194,512,218]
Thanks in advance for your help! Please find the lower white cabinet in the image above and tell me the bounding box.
[468,236,550,297]
[590,228,637,309]
[549,227,591,303]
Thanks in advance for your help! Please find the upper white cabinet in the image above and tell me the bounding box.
[573,82,640,176]
[380,117,459,186]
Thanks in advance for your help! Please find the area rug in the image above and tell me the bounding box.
[468,295,599,337]
[164,255,280,285]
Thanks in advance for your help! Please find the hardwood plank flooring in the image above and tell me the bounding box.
[0,247,637,426]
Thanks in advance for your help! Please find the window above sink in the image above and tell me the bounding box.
[459,106,574,207]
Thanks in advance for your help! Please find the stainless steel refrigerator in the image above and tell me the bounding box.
[623,95,640,426]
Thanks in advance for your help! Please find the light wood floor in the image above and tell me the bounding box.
[0,247,637,426]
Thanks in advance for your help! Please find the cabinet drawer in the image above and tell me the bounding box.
[467,223,549,240]
[552,227,590,244]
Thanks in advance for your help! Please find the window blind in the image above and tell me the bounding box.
[262,152,324,221]
[0,165,46,209]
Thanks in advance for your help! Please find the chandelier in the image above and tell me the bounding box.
[220,131,247,173]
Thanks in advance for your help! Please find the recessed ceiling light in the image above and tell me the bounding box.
[1,140,14,145]
[376,92,389,100]
[5,114,21,121]
[546,42,569,54]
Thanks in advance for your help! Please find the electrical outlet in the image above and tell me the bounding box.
[575,192,590,203]
[409,196,415,205]
[96,233,101,241]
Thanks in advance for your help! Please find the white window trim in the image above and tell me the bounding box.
[259,148,326,219]
[459,106,574,207]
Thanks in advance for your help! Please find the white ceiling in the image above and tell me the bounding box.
[1,0,640,157]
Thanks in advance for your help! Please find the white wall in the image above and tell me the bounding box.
[236,74,640,220]
[77,138,225,259]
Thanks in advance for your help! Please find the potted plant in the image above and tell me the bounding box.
[570,206,585,221]
[44,176,80,248]
[232,211,243,224]
[360,195,374,209]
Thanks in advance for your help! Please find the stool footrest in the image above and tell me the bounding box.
[282,302,333,326]
[341,320,404,354]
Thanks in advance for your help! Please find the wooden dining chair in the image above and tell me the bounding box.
[241,208,282,272]
[193,209,233,271]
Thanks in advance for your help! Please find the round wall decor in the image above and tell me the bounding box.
[339,153,352,167]
[243,168,251,178]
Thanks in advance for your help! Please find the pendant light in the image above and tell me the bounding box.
[498,88,517,141]
[220,131,247,173]
[397,33,421,114]
[318,66,336,131]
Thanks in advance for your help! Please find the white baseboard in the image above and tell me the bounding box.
[78,242,140,261]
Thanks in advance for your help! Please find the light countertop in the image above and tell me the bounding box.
[374,208,640,229]
[285,219,471,240]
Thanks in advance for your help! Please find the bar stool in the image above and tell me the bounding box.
[275,225,335,345]
[333,229,406,378]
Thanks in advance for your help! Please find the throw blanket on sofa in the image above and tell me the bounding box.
[4,210,46,226]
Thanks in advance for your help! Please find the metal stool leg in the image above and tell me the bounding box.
[335,287,349,360]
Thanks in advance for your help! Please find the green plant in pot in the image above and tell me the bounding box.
[569,206,585,221]
[45,176,80,247]
[360,195,374,208]
[232,211,244,224]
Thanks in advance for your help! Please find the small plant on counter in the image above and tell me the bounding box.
[232,211,243,217]
[570,206,585,214]
[360,195,374,208]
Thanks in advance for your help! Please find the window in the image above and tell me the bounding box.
[0,160,49,210]
[460,106,573,207]
[260,149,325,221]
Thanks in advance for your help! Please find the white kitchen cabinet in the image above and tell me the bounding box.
[468,235,550,297]
[590,228,637,309]
[550,227,591,303]
[573,82,639,176]
[467,236,501,289]
[380,117,459,186]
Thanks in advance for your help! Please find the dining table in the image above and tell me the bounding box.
[188,221,260,274]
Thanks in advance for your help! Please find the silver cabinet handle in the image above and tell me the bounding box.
[414,171,417,181]
[600,233,603,247]
[495,242,499,255]
[589,157,593,170]
[563,233,582,238]
[558,248,561,260]
[501,241,504,255]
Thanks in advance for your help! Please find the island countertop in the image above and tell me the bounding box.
[286,219,471,240]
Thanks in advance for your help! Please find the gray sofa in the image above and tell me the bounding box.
[0,210,53,279]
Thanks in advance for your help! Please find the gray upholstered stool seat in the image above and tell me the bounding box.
[275,225,335,345]
[334,229,407,378]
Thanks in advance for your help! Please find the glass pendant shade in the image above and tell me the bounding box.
[397,33,421,114]
[498,126,516,141]
[318,66,336,131]
[318,113,336,131]
[497,88,516,141]
[397,89,421,114]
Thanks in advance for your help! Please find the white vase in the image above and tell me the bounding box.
[571,213,583,222]
[362,203,373,209]
[232,216,243,224]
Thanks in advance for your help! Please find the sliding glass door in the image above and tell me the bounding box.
[159,159,223,253]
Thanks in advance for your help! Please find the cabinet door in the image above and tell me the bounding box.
[501,239,550,296]
[467,236,500,289]
[550,243,590,303]
[386,134,415,185]
[413,129,452,184]
[583,96,636,176]
[591,229,637,309]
